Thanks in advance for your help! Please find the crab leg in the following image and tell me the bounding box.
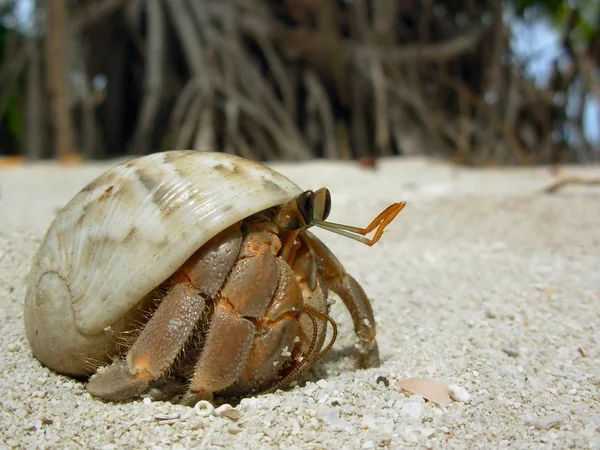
[228,258,305,394]
[86,224,243,402]
[301,231,381,368]
[86,282,207,401]
[288,241,329,359]
[181,226,285,404]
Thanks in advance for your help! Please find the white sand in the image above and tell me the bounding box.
[1,156,599,449]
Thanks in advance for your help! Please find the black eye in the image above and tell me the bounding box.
[323,189,331,220]
[297,191,314,225]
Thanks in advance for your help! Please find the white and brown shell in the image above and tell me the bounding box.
[24,151,303,376]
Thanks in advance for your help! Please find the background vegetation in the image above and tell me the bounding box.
[0,0,598,165]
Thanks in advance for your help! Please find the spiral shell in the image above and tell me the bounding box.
[24,151,303,375]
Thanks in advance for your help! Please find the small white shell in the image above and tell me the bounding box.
[24,151,302,375]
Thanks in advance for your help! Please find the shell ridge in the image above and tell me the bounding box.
[92,161,172,322]
[43,151,303,335]
[98,164,292,325]
[69,162,151,319]
[73,155,201,327]
[69,164,139,311]
[63,192,98,301]
[102,160,197,314]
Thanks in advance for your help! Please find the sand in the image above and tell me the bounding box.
[1,155,599,449]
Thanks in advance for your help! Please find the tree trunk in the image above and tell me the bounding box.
[46,0,75,159]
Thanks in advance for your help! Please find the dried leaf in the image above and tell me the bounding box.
[396,377,451,405]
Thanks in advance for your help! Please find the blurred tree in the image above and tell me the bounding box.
[509,0,599,161]
[0,0,598,164]
[0,0,24,155]
[46,0,76,160]
[512,0,598,45]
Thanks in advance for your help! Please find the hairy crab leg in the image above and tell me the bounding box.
[181,223,288,405]
[86,282,207,401]
[226,258,305,394]
[85,224,242,402]
[251,234,338,394]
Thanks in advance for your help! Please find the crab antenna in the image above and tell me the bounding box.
[312,202,406,246]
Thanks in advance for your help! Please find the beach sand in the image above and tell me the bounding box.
[1,155,599,449]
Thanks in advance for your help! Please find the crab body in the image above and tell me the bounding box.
[24,151,402,404]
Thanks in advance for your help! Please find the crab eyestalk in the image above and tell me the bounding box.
[311,188,332,222]
[312,201,406,246]
[276,189,405,246]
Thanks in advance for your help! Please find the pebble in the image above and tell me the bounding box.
[401,427,419,443]
[448,384,471,403]
[215,404,241,421]
[267,397,281,409]
[360,415,377,430]
[290,418,301,435]
[7,343,19,352]
[148,388,166,401]
[529,414,565,430]
[421,427,436,437]
[401,401,422,420]
[227,425,243,435]
[322,408,344,429]
[316,379,328,389]
[376,376,390,387]
[154,413,180,421]
[502,343,519,357]
[239,397,258,408]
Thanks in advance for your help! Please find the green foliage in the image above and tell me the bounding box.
[511,0,598,45]
[571,1,600,41]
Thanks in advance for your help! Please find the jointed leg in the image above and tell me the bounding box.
[181,223,290,404]
[86,282,207,401]
[301,231,380,368]
[86,224,243,402]
[288,240,329,360]
[227,258,305,394]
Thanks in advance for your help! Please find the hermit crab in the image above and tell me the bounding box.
[24,151,404,405]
